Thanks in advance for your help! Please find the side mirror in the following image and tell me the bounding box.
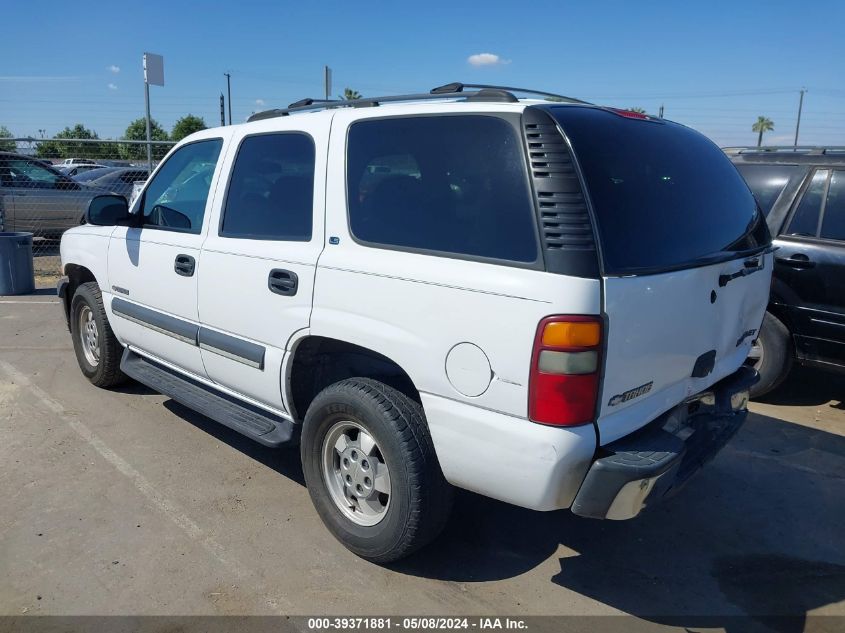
[86,195,131,226]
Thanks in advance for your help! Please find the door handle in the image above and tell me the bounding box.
[268,268,298,296]
[775,254,815,269]
[174,254,196,277]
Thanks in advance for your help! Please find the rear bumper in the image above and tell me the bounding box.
[570,365,757,520]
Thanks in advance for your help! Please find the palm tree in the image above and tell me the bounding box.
[339,88,361,100]
[628,107,646,114]
[752,116,774,147]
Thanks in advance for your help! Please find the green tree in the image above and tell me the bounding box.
[36,124,105,160]
[628,107,647,114]
[752,116,774,147]
[339,88,362,100]
[121,118,170,160]
[171,114,207,142]
[0,126,15,152]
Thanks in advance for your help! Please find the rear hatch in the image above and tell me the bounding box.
[549,107,772,445]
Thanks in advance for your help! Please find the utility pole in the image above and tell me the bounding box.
[324,66,332,101]
[143,53,165,173]
[658,104,664,119]
[224,73,232,125]
[794,88,806,148]
[220,94,226,127]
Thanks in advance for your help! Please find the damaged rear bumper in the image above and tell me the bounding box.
[571,365,757,520]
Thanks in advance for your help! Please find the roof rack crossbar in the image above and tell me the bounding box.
[432,82,590,104]
[723,145,845,155]
[248,89,506,122]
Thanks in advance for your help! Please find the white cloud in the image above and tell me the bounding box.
[255,98,265,106]
[467,53,510,67]
[108,65,120,74]
[107,83,118,91]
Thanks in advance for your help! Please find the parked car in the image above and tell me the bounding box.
[73,167,117,183]
[59,84,771,562]
[59,158,98,166]
[76,167,149,199]
[58,164,107,177]
[727,146,845,396]
[0,152,107,236]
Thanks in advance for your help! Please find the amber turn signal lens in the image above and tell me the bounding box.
[541,321,601,348]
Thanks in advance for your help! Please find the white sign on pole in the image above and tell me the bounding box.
[144,53,165,86]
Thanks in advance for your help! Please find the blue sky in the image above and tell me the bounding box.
[2,0,844,147]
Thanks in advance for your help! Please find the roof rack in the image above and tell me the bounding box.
[430,82,590,104]
[723,146,845,156]
[247,82,587,122]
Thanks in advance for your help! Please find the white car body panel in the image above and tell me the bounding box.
[598,253,772,444]
[105,129,233,378]
[196,115,330,411]
[58,100,771,512]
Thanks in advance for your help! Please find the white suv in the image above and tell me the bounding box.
[58,84,772,562]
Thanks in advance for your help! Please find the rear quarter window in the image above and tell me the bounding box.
[346,115,539,264]
[734,163,803,216]
[550,107,769,274]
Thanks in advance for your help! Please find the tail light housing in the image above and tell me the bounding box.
[528,315,602,426]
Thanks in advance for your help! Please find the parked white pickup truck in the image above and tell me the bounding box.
[58,84,772,562]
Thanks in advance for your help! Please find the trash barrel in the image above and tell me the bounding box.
[0,232,36,295]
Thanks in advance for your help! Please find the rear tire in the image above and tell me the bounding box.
[748,312,793,399]
[70,282,127,388]
[301,378,453,563]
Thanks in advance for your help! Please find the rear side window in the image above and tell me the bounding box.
[820,170,845,241]
[550,107,769,274]
[222,133,314,240]
[346,115,538,264]
[734,163,802,216]
[786,170,828,237]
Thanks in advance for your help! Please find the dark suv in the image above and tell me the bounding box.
[727,147,845,396]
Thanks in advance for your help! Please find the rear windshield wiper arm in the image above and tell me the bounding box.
[718,246,775,287]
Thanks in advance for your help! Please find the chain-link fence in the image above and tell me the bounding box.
[0,138,174,286]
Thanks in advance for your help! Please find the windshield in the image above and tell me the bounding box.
[549,106,770,274]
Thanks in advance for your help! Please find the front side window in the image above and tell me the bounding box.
[221,133,314,240]
[141,139,222,233]
[734,163,803,216]
[346,115,538,264]
[786,170,828,237]
[820,170,845,241]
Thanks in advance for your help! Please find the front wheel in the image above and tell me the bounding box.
[747,312,793,399]
[301,378,453,563]
[70,282,127,388]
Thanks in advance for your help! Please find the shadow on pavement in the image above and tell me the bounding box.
[390,412,845,631]
[759,366,845,408]
[162,399,305,486]
[148,378,844,630]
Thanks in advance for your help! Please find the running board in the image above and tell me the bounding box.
[120,350,297,447]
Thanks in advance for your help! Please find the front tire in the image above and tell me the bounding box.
[70,282,127,388]
[301,378,453,563]
[748,311,793,399]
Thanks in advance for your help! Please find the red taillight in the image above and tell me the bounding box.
[528,315,602,426]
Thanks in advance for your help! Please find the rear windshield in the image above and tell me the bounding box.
[735,163,803,216]
[550,107,770,275]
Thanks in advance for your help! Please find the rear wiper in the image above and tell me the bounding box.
[718,246,775,287]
